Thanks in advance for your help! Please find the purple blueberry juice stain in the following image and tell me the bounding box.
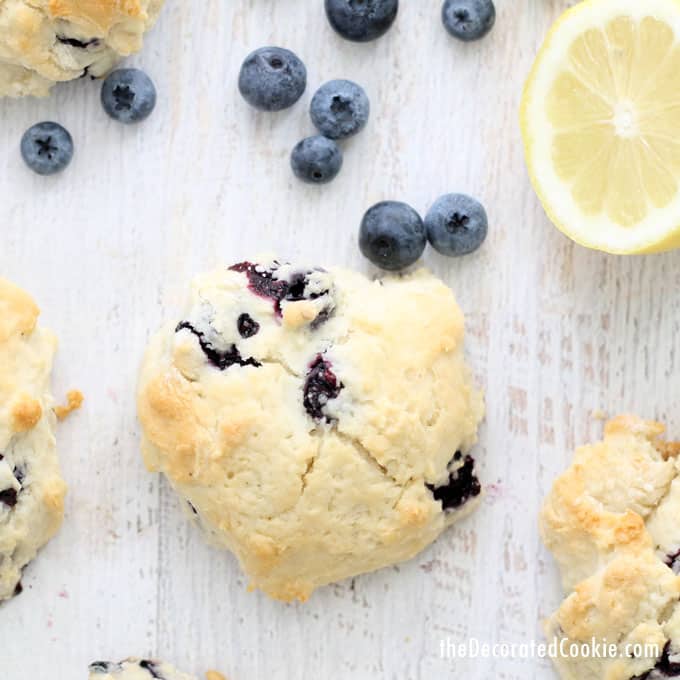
[229,261,289,314]
[229,261,333,324]
[176,321,260,370]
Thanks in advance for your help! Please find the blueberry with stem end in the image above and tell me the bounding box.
[442,0,496,42]
[425,193,488,256]
[101,68,157,124]
[20,122,74,175]
[310,80,370,140]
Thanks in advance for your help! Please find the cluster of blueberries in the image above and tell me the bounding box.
[238,47,370,185]
[238,0,496,185]
[237,0,493,269]
[20,0,492,269]
[21,68,156,175]
[360,194,488,270]
[323,0,496,43]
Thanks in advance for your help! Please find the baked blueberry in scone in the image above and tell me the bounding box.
[0,0,165,97]
[0,278,66,602]
[137,258,484,602]
[541,416,680,679]
[89,658,198,680]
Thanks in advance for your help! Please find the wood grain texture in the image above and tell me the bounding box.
[2,0,678,678]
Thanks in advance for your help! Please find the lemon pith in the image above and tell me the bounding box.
[521,0,680,254]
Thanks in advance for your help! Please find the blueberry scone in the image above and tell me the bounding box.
[89,659,209,680]
[541,416,680,679]
[0,0,164,97]
[0,278,66,601]
[138,258,484,602]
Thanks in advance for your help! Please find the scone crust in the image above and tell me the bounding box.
[541,416,680,680]
[0,0,164,97]
[138,260,484,601]
[89,658,196,680]
[0,278,65,601]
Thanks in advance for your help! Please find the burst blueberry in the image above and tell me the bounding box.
[442,0,496,42]
[229,261,335,322]
[426,452,481,511]
[425,193,488,256]
[304,355,343,421]
[325,0,399,42]
[291,136,343,184]
[237,313,260,338]
[630,642,680,679]
[310,80,370,140]
[359,201,426,271]
[101,69,157,124]
[238,47,307,112]
[20,122,74,176]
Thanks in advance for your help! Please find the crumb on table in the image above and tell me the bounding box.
[54,390,84,421]
[206,672,227,680]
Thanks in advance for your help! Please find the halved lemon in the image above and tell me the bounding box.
[521,0,680,254]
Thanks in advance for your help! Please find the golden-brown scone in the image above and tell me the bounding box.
[137,258,484,602]
[0,278,65,601]
[541,416,680,679]
[0,0,164,97]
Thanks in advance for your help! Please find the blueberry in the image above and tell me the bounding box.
[426,452,481,511]
[229,261,334,320]
[0,488,18,507]
[667,550,680,573]
[442,0,495,42]
[101,68,157,124]
[425,193,488,256]
[89,662,123,674]
[140,661,164,679]
[57,36,100,49]
[238,47,307,112]
[176,322,261,371]
[325,0,399,42]
[631,642,680,679]
[291,136,343,184]
[20,122,74,175]
[304,355,343,421]
[359,201,426,270]
[310,80,370,140]
[237,313,260,338]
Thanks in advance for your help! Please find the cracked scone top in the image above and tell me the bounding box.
[0,278,65,601]
[0,0,164,97]
[137,258,484,601]
[541,416,680,680]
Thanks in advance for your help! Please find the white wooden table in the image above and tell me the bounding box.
[3,1,676,678]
